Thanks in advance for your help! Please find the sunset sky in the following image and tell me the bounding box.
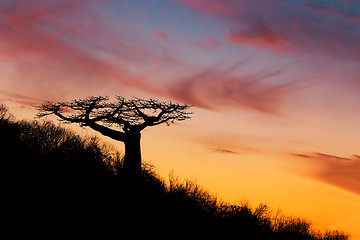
[1,0,360,238]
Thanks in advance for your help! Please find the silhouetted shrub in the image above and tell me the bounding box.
[0,106,349,240]
[0,103,14,122]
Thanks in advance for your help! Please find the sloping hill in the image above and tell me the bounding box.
[1,115,349,239]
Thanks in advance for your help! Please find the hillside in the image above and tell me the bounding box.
[1,111,349,239]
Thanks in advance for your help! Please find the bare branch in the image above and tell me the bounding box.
[87,121,126,142]
[35,95,192,134]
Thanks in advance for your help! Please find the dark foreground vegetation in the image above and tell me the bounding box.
[1,107,349,239]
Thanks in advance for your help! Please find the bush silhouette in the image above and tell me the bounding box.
[1,109,349,239]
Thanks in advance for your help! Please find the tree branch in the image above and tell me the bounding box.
[53,111,84,123]
[87,122,126,142]
[35,96,192,135]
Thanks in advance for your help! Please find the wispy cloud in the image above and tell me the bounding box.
[0,0,176,99]
[195,134,259,155]
[154,30,170,41]
[211,148,238,155]
[177,0,360,60]
[0,1,126,92]
[227,24,291,52]
[0,90,43,107]
[306,2,360,22]
[2,0,358,115]
[176,0,241,15]
[2,0,284,114]
[165,64,291,113]
[292,152,352,161]
[197,36,220,50]
[292,152,360,196]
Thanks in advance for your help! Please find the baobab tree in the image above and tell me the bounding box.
[36,96,192,177]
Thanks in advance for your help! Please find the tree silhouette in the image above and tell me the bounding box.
[36,96,192,176]
[0,103,14,122]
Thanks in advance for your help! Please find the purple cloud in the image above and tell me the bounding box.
[165,65,290,113]
[177,0,360,61]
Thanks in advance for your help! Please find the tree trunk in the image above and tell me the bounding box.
[123,131,142,177]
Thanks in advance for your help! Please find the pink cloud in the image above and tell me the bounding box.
[0,0,176,99]
[0,0,293,114]
[0,90,44,110]
[177,0,360,61]
[176,0,242,16]
[197,36,220,50]
[292,152,360,196]
[306,3,332,14]
[0,1,122,80]
[165,66,289,113]
[337,11,360,22]
[227,24,291,51]
[155,30,169,41]
[306,3,360,22]
[4,0,356,115]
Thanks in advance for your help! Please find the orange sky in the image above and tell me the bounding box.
[1,0,360,238]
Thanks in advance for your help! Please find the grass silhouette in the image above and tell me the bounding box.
[1,107,349,239]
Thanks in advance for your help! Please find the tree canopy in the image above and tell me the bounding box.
[36,95,192,135]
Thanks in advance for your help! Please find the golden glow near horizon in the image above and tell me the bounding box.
[1,0,360,238]
[8,105,360,238]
